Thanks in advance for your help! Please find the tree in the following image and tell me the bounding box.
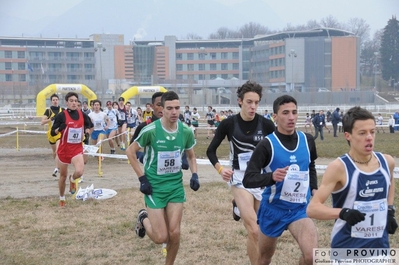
[379,16,399,83]
[185,33,203,40]
[239,22,269,38]
[344,18,370,46]
[320,15,341,28]
[208,27,240,39]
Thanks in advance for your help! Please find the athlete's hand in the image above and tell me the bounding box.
[220,167,234,182]
[272,166,289,182]
[139,175,152,195]
[190,173,200,191]
[58,123,67,132]
[339,208,366,226]
[387,209,398,234]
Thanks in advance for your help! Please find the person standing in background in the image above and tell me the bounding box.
[191,107,201,138]
[313,110,326,141]
[331,107,342,137]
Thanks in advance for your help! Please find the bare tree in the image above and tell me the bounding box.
[320,15,341,28]
[239,22,269,38]
[185,33,203,40]
[305,19,320,30]
[344,18,371,45]
[209,27,240,39]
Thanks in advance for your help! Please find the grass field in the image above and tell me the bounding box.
[0,124,398,264]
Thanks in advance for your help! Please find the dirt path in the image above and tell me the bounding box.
[3,147,394,200]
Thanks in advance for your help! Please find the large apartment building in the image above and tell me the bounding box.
[0,28,358,105]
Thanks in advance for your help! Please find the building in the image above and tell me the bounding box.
[0,28,360,105]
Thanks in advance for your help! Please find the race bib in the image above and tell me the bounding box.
[157,150,182,175]
[351,198,387,239]
[67,127,83,144]
[238,151,253,171]
[127,116,135,123]
[119,112,125,120]
[280,165,309,203]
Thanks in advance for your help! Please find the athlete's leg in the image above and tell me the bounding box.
[231,186,259,265]
[257,232,278,265]
[288,218,318,265]
[58,160,68,197]
[142,208,169,244]
[70,154,84,181]
[164,202,184,265]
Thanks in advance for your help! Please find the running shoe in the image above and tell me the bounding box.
[110,149,115,154]
[120,143,126,151]
[135,209,148,238]
[69,176,77,194]
[232,199,241,221]
[161,243,167,257]
[52,168,58,178]
[59,200,66,208]
[78,176,84,183]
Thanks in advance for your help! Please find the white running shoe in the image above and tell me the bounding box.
[52,168,58,178]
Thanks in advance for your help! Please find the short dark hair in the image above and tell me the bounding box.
[50,93,59,100]
[161,91,179,107]
[342,106,375,134]
[236,80,263,108]
[273,95,297,114]
[92,99,102,107]
[65,92,79,101]
[151,92,164,104]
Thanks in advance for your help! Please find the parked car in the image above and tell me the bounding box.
[318,88,330,92]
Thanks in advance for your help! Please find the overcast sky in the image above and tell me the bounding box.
[1,0,397,43]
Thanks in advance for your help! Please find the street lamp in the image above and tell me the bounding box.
[95,43,106,99]
[288,49,297,92]
[374,52,378,91]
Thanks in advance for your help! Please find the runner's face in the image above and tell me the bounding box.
[51,97,59,106]
[163,99,180,123]
[152,96,163,118]
[273,102,297,135]
[238,92,260,121]
[345,119,376,156]
[66,96,78,110]
[93,102,101,112]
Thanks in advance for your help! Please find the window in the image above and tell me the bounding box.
[5,62,12,70]
[17,51,25,58]
[210,74,217,79]
[210,53,216,59]
[85,75,94,80]
[210,63,216,70]
[176,75,183,80]
[18,62,25,70]
[222,74,228,79]
[6,74,12,81]
[199,53,207,60]
[199,74,204,80]
[187,64,194,71]
[221,63,228,70]
[176,53,182,60]
[84,64,93,71]
[187,53,194,60]
[233,52,239,59]
[5,51,12,58]
[233,74,239,78]
[18,74,26,81]
[233,63,239,70]
[221,52,228,59]
[199,64,205,71]
[176,64,183,71]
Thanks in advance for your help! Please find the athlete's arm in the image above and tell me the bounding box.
[307,159,345,220]
[305,133,319,193]
[186,148,197,175]
[82,112,93,133]
[51,111,66,136]
[126,141,144,177]
[385,154,396,205]
[41,109,51,126]
[242,139,274,188]
[130,122,145,145]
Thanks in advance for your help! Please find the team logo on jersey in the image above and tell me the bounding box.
[288,164,299,171]
[156,140,166,144]
[289,155,297,163]
[366,180,378,186]
[359,187,384,197]
[166,135,176,141]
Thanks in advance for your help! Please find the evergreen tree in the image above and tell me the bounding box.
[380,16,399,84]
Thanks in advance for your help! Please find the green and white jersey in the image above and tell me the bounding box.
[135,119,196,193]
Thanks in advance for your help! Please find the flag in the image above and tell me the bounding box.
[27,62,33,72]
[41,63,45,74]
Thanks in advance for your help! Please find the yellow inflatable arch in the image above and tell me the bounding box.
[119,86,167,103]
[36,84,97,116]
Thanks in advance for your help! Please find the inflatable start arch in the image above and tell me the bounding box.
[119,86,167,103]
[36,84,97,116]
